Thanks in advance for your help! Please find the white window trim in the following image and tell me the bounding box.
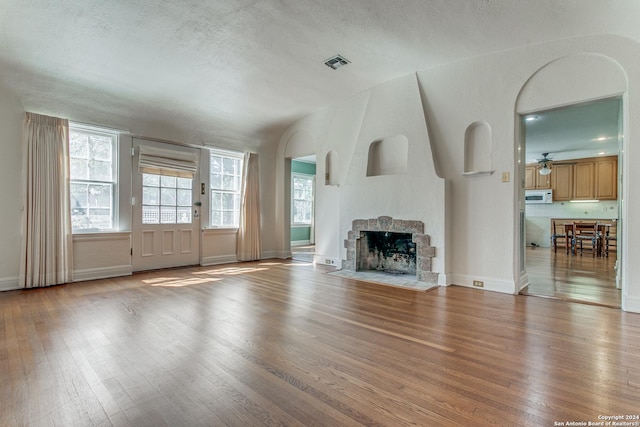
[69,123,121,234]
[208,148,244,229]
[291,173,315,226]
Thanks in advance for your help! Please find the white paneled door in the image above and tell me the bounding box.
[132,139,201,271]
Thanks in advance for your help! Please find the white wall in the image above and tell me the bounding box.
[0,84,25,290]
[338,74,446,281]
[415,34,640,307]
[277,34,640,312]
[276,74,447,282]
[526,200,618,248]
[72,233,132,281]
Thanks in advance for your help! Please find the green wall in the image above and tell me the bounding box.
[292,160,316,175]
[291,226,311,242]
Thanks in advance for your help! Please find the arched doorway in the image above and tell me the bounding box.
[514,53,628,307]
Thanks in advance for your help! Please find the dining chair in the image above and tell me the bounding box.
[602,223,616,257]
[573,222,600,257]
[550,220,568,253]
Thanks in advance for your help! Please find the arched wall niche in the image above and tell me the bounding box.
[366,134,409,177]
[325,150,338,185]
[463,121,492,174]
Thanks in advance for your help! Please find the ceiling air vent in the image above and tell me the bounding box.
[324,55,350,70]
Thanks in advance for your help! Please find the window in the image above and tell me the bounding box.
[142,174,192,224]
[69,126,118,232]
[210,151,243,227]
[292,174,314,224]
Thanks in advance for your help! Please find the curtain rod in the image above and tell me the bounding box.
[70,120,130,134]
[132,134,247,154]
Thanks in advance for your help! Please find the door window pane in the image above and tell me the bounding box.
[143,206,160,224]
[177,189,191,206]
[161,188,177,206]
[143,187,159,205]
[161,206,177,224]
[142,173,192,224]
[143,174,160,187]
[177,207,192,223]
[177,177,191,189]
[161,175,177,188]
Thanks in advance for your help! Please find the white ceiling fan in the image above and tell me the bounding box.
[537,153,553,175]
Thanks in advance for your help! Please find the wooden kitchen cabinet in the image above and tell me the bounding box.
[549,156,618,201]
[594,157,618,200]
[525,166,535,190]
[573,162,595,200]
[551,163,573,201]
[525,165,551,190]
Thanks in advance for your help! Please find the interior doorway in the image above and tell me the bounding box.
[290,155,316,262]
[519,98,622,308]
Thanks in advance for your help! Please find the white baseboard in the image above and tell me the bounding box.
[622,294,640,313]
[73,265,133,282]
[271,251,292,259]
[437,273,449,287]
[259,250,281,260]
[518,272,530,292]
[201,254,238,266]
[201,251,299,266]
[313,255,340,266]
[0,276,19,292]
[448,274,517,294]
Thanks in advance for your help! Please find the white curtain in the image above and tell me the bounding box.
[237,152,261,261]
[20,113,73,287]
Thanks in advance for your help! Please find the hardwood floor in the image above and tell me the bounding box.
[291,244,315,263]
[523,247,621,308]
[1,260,639,426]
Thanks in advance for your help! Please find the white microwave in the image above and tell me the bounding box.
[525,189,553,204]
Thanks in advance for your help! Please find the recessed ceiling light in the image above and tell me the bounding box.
[324,55,350,70]
[525,116,538,122]
[596,137,607,141]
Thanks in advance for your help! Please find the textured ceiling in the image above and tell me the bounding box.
[524,97,622,164]
[1,1,639,150]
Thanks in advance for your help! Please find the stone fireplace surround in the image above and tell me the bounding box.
[342,216,438,285]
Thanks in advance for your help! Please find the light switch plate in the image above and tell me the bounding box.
[502,172,510,182]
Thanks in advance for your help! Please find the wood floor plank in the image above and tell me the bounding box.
[523,247,620,307]
[1,260,639,426]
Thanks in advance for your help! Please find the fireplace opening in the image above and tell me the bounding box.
[343,216,438,285]
[358,231,416,275]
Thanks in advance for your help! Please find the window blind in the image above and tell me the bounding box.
[138,145,198,178]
